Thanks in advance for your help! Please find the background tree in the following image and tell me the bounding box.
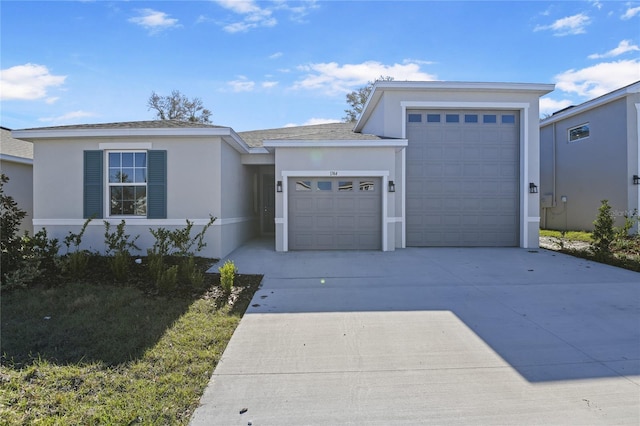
[343,76,394,122]
[147,90,212,123]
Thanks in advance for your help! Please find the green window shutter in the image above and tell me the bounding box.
[147,150,167,219]
[83,150,103,219]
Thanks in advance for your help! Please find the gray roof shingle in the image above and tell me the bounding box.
[21,120,226,131]
[1,127,33,160]
[238,122,384,148]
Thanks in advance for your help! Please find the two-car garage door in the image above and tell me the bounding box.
[406,109,520,246]
[288,177,381,250]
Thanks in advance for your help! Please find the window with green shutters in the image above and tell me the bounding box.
[83,150,166,219]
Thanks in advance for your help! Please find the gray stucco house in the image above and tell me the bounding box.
[1,126,34,235]
[13,81,553,259]
[540,81,640,232]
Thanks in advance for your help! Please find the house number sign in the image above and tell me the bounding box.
[329,171,338,176]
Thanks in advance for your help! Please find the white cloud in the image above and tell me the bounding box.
[213,0,318,33]
[129,9,180,34]
[293,60,437,96]
[262,81,278,89]
[588,39,640,59]
[621,5,640,19]
[214,0,276,33]
[227,76,255,92]
[539,97,574,117]
[0,63,66,101]
[534,12,591,36]
[284,117,341,127]
[403,58,436,66]
[38,110,96,124]
[553,59,640,98]
[269,52,283,59]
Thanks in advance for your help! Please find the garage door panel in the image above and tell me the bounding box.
[407,109,519,247]
[289,177,381,250]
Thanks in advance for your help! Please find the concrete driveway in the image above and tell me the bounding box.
[191,240,640,425]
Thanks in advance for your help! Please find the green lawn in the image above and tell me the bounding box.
[1,274,261,424]
[539,229,592,242]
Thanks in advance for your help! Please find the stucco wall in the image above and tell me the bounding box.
[273,145,401,252]
[1,160,33,235]
[32,136,254,259]
[361,86,546,248]
[540,98,630,231]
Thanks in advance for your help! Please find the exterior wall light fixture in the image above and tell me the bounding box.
[529,183,538,194]
[633,175,640,185]
[276,181,283,193]
[388,180,396,192]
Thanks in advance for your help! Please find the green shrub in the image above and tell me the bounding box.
[219,260,236,293]
[1,173,28,287]
[104,220,140,283]
[61,218,93,280]
[591,200,615,258]
[156,264,179,294]
[147,216,216,293]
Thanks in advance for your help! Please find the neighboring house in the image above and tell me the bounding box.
[13,81,553,259]
[0,126,34,235]
[539,81,640,232]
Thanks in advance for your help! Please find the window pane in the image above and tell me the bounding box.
[134,152,146,167]
[296,181,311,191]
[121,152,134,167]
[408,113,422,123]
[121,168,134,183]
[134,168,146,183]
[427,114,441,123]
[122,186,135,201]
[109,152,121,167]
[465,114,478,123]
[110,187,123,215]
[502,114,515,124]
[483,114,497,123]
[122,201,134,215]
[446,114,459,123]
[338,181,353,191]
[360,181,375,191]
[569,124,589,141]
[317,181,332,191]
[109,168,120,183]
[135,187,147,215]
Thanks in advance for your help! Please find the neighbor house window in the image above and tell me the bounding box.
[568,123,590,142]
[108,152,147,216]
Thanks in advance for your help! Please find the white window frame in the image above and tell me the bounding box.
[105,149,148,218]
[568,122,590,143]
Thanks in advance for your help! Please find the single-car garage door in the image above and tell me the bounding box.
[288,177,381,250]
[406,110,520,246]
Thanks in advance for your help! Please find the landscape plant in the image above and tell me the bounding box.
[104,220,140,282]
[61,218,92,280]
[591,199,615,258]
[219,260,236,293]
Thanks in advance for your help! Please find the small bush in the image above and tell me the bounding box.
[61,218,92,280]
[219,260,236,293]
[104,220,140,283]
[156,264,179,294]
[591,200,615,258]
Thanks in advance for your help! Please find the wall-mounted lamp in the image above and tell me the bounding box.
[276,180,283,193]
[529,183,538,194]
[633,175,640,185]
[388,180,396,193]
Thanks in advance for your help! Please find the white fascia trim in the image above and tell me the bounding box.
[0,153,33,165]
[279,170,391,252]
[401,101,531,109]
[378,81,555,92]
[33,217,255,227]
[99,142,152,150]
[263,140,408,148]
[541,82,640,127]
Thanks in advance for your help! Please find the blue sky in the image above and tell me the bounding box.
[1,0,639,131]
